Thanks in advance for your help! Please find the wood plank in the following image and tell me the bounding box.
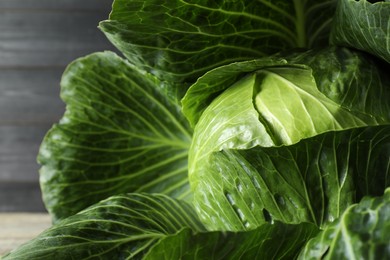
[0,1,117,213]
[0,69,65,124]
[0,10,115,67]
[0,213,51,256]
[0,0,113,11]
[0,126,53,182]
[0,182,47,212]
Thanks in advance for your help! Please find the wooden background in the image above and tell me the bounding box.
[0,0,116,212]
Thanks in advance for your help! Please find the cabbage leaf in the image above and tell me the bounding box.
[2,194,206,259]
[188,48,390,231]
[38,52,192,221]
[331,0,390,63]
[2,193,318,260]
[191,126,390,231]
[299,188,390,259]
[100,0,337,85]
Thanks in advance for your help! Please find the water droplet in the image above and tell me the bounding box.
[274,193,285,207]
[262,208,273,224]
[225,192,235,205]
[252,177,261,189]
[236,180,243,193]
[233,205,246,222]
[244,221,251,229]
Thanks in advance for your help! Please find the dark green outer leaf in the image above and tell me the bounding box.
[192,126,390,231]
[330,0,390,63]
[145,222,319,260]
[2,194,206,260]
[299,188,390,260]
[100,0,337,85]
[38,52,192,221]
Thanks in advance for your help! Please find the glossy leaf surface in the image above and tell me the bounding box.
[331,0,390,63]
[299,188,390,259]
[145,222,318,260]
[192,126,390,231]
[189,48,390,231]
[183,47,390,128]
[38,52,192,221]
[3,194,205,260]
[100,0,337,84]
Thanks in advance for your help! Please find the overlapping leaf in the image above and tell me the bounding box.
[188,48,390,231]
[145,222,318,260]
[299,188,390,259]
[38,52,192,221]
[2,193,320,260]
[192,126,390,231]
[100,0,337,85]
[2,194,206,259]
[183,47,390,128]
[330,0,390,63]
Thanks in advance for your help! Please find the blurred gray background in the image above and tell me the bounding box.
[0,0,116,211]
